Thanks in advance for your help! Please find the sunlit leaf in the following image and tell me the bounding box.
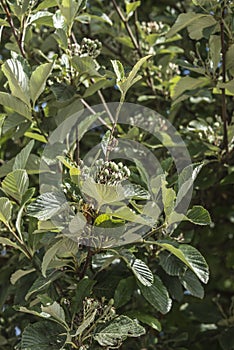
[2,169,29,202]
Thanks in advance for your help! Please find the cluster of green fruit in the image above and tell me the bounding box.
[81,159,131,186]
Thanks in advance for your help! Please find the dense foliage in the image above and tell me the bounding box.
[0,0,233,349]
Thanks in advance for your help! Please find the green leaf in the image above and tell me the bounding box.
[2,59,30,106]
[72,277,96,314]
[13,140,35,170]
[123,183,150,200]
[113,206,153,226]
[157,242,209,284]
[16,187,35,240]
[159,251,186,276]
[0,197,12,225]
[10,268,36,285]
[118,55,152,98]
[226,44,234,73]
[94,315,145,347]
[111,60,125,82]
[138,275,172,314]
[187,15,216,40]
[209,35,221,71]
[217,79,234,95]
[29,11,54,26]
[27,192,67,220]
[131,259,154,287]
[126,311,161,331]
[81,179,125,207]
[125,1,141,18]
[2,169,29,202]
[2,113,26,134]
[41,239,64,277]
[162,181,176,218]
[166,12,215,39]
[35,0,57,10]
[83,78,108,98]
[72,56,100,77]
[0,92,32,120]
[51,82,75,102]
[0,237,26,255]
[21,321,66,350]
[74,308,97,336]
[41,302,68,328]
[114,276,135,308]
[172,76,210,101]
[25,271,63,300]
[30,61,54,106]
[186,205,211,225]
[58,0,82,31]
[68,212,87,235]
[179,269,204,299]
[24,131,47,143]
[0,237,17,249]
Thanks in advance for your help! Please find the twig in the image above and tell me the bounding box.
[80,98,112,130]
[97,90,115,123]
[111,0,155,94]
[0,0,26,57]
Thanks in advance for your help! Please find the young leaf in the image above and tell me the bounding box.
[2,59,30,106]
[94,315,145,347]
[29,61,54,106]
[13,140,35,170]
[138,275,172,314]
[162,182,176,218]
[101,130,112,157]
[125,1,141,19]
[2,169,29,202]
[111,60,125,82]
[118,55,152,98]
[0,197,12,225]
[0,92,32,120]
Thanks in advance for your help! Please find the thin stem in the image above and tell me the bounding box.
[97,90,115,124]
[111,0,140,55]
[79,247,93,279]
[80,98,112,130]
[111,0,155,94]
[6,223,32,259]
[220,3,229,154]
[33,111,49,142]
[0,0,26,57]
